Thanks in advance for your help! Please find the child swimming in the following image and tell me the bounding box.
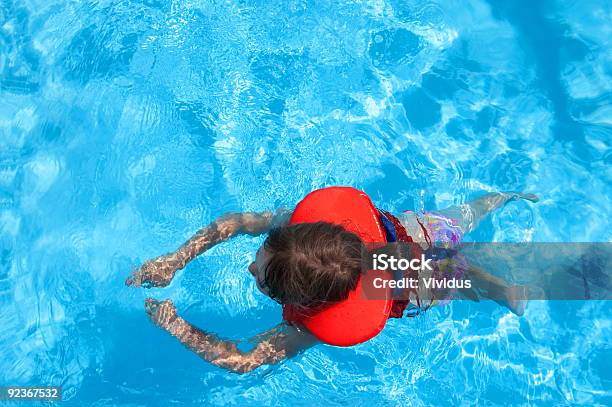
[126,188,538,373]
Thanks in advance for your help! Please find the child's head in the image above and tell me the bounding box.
[248,222,363,308]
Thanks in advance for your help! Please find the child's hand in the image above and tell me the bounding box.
[145,298,178,330]
[126,255,178,288]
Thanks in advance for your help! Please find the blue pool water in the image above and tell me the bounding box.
[1,0,611,405]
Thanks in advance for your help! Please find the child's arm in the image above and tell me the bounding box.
[126,209,291,287]
[145,298,316,374]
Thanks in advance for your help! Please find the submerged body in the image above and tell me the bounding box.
[127,190,537,373]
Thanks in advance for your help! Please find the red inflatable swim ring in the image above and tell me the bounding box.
[282,187,393,346]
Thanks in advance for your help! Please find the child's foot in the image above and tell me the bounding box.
[508,192,539,203]
[505,285,528,316]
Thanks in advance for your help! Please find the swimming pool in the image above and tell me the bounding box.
[1,0,610,404]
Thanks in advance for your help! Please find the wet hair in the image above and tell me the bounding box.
[262,222,363,308]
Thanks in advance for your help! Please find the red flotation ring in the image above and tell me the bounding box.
[282,187,393,346]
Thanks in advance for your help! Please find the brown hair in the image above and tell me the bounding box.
[262,222,363,308]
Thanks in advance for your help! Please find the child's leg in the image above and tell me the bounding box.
[458,265,528,316]
[438,192,538,235]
